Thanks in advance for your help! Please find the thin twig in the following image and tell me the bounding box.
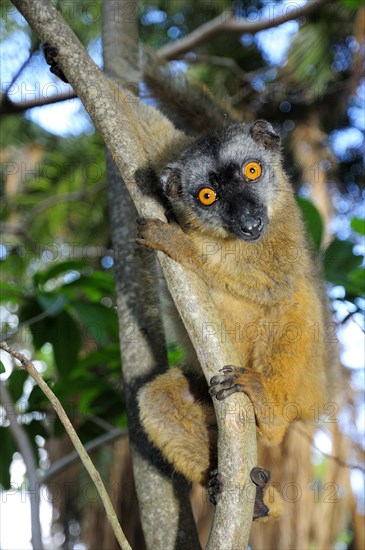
[23,181,107,227]
[3,40,40,95]
[0,222,39,250]
[0,379,44,550]
[157,0,334,61]
[0,296,65,340]
[41,427,127,483]
[340,306,364,333]
[0,182,107,266]
[2,182,106,231]
[0,341,132,550]
[181,53,259,83]
[295,424,365,473]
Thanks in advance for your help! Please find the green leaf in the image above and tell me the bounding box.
[20,301,83,375]
[297,197,324,251]
[347,267,365,296]
[19,300,48,350]
[0,282,24,301]
[34,260,90,285]
[56,271,116,303]
[351,217,365,235]
[83,271,115,293]
[63,271,115,294]
[74,343,120,373]
[7,370,28,402]
[78,386,104,414]
[0,361,5,374]
[48,311,81,376]
[167,344,185,367]
[77,380,124,420]
[349,267,365,285]
[72,302,118,347]
[37,293,67,316]
[323,239,363,286]
[27,384,49,413]
[0,427,17,489]
[341,0,363,8]
[287,22,332,97]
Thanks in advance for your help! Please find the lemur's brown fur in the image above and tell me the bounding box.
[43,44,337,521]
[136,121,338,520]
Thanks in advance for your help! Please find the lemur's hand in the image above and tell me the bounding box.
[209,365,264,405]
[136,217,199,270]
[136,217,182,253]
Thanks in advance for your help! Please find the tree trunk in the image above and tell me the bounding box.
[100,1,201,548]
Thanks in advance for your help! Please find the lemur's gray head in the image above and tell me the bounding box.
[160,120,283,242]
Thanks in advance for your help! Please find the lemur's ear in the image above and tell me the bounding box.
[160,165,182,198]
[250,120,280,151]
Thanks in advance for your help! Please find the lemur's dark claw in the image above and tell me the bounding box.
[208,469,224,505]
[43,43,68,83]
[251,466,270,520]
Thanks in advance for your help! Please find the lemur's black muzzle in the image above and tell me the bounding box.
[239,215,265,241]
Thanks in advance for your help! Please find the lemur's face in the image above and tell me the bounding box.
[161,120,283,242]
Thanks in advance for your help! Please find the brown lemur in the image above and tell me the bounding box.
[43,44,336,520]
[136,119,337,519]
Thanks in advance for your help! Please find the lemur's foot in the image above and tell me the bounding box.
[43,43,68,83]
[251,466,270,520]
[209,365,263,404]
[208,466,271,520]
[207,469,224,505]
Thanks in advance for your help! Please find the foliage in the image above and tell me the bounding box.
[0,256,126,488]
[296,197,364,303]
[0,1,364,547]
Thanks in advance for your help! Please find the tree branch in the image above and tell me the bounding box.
[102,0,200,547]
[10,1,257,547]
[3,39,40,94]
[0,182,107,266]
[0,89,76,116]
[0,341,131,550]
[0,379,43,550]
[0,296,65,340]
[295,424,365,473]
[141,48,232,134]
[23,181,106,227]
[0,0,335,118]
[157,0,334,61]
[41,427,127,483]
[180,53,260,83]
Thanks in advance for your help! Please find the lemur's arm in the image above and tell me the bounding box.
[136,217,289,303]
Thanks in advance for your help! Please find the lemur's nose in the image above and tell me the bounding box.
[240,216,263,240]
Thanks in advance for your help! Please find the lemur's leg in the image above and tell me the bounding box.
[138,368,283,520]
[138,368,217,485]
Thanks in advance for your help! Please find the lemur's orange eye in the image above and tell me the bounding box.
[243,161,262,181]
[197,187,217,206]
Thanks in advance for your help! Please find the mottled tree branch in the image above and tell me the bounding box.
[102,0,200,547]
[0,89,76,116]
[10,1,258,547]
